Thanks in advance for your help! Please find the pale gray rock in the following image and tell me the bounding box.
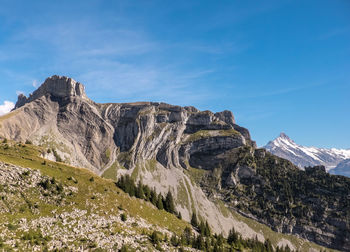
[2,76,342,251]
[214,110,235,126]
[14,75,89,109]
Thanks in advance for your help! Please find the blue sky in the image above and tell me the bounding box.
[0,0,349,148]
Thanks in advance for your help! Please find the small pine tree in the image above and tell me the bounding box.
[182,227,192,245]
[191,212,198,228]
[213,243,219,252]
[117,176,125,191]
[143,184,151,201]
[205,221,211,237]
[216,233,224,246]
[227,227,238,244]
[165,190,176,213]
[199,221,206,235]
[156,194,164,210]
[136,180,145,199]
[195,235,205,250]
[205,237,211,251]
[150,189,158,205]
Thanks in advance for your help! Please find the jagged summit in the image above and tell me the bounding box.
[15,75,88,109]
[264,132,350,172]
[278,132,290,140]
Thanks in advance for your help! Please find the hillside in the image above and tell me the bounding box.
[0,140,333,251]
[0,76,349,251]
[0,140,192,251]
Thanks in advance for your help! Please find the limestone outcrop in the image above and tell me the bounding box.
[1,76,349,251]
[14,75,88,109]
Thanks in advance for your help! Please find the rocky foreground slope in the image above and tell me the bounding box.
[0,142,192,251]
[1,76,349,251]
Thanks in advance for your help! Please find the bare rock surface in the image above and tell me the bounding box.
[1,76,348,251]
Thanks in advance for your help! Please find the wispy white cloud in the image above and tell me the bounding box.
[0,101,15,116]
[0,18,221,105]
[0,5,247,106]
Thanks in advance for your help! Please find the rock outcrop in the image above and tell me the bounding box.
[1,76,349,251]
[14,75,89,109]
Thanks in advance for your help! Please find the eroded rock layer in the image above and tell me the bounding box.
[1,76,349,251]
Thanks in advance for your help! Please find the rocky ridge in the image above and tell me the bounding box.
[15,75,89,109]
[0,76,259,237]
[0,76,349,251]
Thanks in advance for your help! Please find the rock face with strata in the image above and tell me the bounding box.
[0,76,255,235]
[14,75,88,109]
[1,76,349,251]
[4,76,251,174]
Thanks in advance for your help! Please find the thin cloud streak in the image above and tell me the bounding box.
[0,18,222,105]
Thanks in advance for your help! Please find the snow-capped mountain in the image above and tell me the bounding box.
[264,133,350,173]
[330,159,350,177]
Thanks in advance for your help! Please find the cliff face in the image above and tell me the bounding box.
[1,76,349,251]
[0,76,258,238]
[3,76,253,174]
[15,75,88,109]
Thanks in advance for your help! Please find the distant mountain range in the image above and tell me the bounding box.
[264,133,350,176]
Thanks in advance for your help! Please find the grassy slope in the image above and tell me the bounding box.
[0,141,336,251]
[0,141,190,250]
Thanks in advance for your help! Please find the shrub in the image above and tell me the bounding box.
[7,223,18,230]
[150,231,161,245]
[120,213,127,222]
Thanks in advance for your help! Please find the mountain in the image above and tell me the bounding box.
[1,75,349,251]
[264,133,350,173]
[0,141,192,251]
[0,139,331,251]
[330,159,350,177]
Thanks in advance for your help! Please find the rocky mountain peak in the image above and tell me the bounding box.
[214,110,235,126]
[265,132,350,173]
[278,132,291,140]
[15,75,88,109]
[39,75,87,98]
